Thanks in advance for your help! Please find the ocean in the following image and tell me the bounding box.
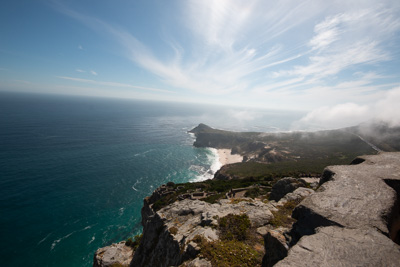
[0,92,304,266]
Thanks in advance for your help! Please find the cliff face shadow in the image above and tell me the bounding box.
[384,179,400,245]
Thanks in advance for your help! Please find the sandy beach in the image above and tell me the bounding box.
[217,149,243,166]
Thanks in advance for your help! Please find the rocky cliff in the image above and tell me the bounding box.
[93,152,400,266]
[275,152,400,266]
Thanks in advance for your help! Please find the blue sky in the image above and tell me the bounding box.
[1,0,400,128]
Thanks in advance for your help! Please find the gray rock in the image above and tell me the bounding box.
[275,226,400,267]
[292,152,400,237]
[270,177,307,201]
[262,228,290,267]
[275,153,400,267]
[185,257,212,267]
[245,203,274,227]
[256,226,271,236]
[131,197,276,266]
[93,242,133,267]
[277,187,314,205]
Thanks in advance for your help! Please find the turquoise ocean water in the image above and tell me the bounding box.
[0,92,304,266]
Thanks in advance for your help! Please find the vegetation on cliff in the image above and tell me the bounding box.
[152,177,275,211]
[189,123,399,181]
[192,214,263,266]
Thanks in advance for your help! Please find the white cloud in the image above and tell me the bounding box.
[374,87,400,126]
[294,86,400,129]
[76,69,85,73]
[296,103,370,129]
[55,1,400,110]
[276,8,396,81]
[90,70,98,76]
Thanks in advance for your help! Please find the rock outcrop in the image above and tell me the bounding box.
[93,242,133,267]
[271,152,400,266]
[93,152,400,267]
[131,196,276,267]
[276,226,400,267]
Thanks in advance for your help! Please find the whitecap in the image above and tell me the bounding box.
[208,148,222,174]
[119,207,125,216]
[131,179,141,191]
[37,233,52,245]
[88,235,95,245]
[51,231,75,250]
[189,165,206,173]
[135,149,155,157]
[190,148,221,182]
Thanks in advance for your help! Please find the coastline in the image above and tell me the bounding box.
[192,148,243,182]
[217,149,243,166]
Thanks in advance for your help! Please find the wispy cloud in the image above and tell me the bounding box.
[57,76,175,94]
[55,1,318,96]
[78,44,84,50]
[90,70,97,76]
[76,69,85,73]
[54,0,400,111]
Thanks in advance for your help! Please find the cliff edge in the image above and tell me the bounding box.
[275,152,400,266]
[93,152,400,266]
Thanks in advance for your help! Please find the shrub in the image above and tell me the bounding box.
[244,187,260,198]
[218,214,251,241]
[202,193,225,204]
[200,240,261,267]
[125,237,133,247]
[169,226,178,235]
[269,199,302,227]
[125,234,143,250]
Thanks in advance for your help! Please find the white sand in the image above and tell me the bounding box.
[217,149,243,166]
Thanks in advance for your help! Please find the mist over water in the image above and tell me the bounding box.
[0,92,304,266]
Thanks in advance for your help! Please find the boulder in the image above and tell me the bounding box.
[93,242,133,267]
[278,187,314,204]
[269,177,307,201]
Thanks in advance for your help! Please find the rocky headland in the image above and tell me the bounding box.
[93,124,400,266]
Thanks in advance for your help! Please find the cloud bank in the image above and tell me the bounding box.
[295,87,400,129]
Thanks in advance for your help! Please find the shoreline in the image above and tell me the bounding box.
[217,149,243,166]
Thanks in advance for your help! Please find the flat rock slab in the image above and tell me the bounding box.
[293,152,400,235]
[276,153,400,266]
[276,226,400,267]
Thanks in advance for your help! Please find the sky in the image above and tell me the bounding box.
[1,0,400,128]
